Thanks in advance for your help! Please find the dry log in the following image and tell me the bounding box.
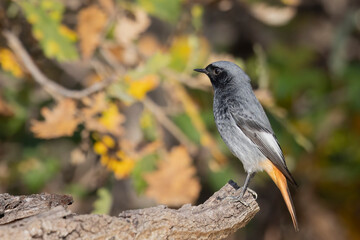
[0,180,259,240]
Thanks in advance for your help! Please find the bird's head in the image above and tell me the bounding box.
[194,61,250,89]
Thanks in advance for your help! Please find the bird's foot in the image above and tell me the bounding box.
[245,188,258,200]
[222,187,257,206]
[226,195,250,207]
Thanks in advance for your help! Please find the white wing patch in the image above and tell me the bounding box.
[258,131,285,164]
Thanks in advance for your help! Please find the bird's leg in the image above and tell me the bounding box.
[224,172,257,206]
[239,172,257,199]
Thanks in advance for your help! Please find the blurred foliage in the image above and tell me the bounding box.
[1,0,360,239]
[19,0,78,61]
[92,187,112,214]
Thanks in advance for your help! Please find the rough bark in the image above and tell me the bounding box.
[0,180,259,240]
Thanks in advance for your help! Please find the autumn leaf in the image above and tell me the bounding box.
[77,5,107,59]
[249,3,296,26]
[0,48,24,78]
[81,92,124,136]
[98,0,115,14]
[168,36,192,72]
[93,135,136,179]
[114,7,150,45]
[59,24,77,42]
[126,74,159,100]
[19,0,79,61]
[137,0,181,23]
[31,99,80,138]
[138,34,161,57]
[144,146,200,206]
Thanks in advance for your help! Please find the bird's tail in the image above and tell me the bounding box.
[262,160,299,231]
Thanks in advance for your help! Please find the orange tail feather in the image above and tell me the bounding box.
[262,160,299,231]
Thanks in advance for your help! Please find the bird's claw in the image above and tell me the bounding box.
[223,195,249,207]
[222,187,257,207]
[230,195,250,207]
[245,188,258,200]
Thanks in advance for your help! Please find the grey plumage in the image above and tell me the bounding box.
[195,61,295,184]
[194,61,298,231]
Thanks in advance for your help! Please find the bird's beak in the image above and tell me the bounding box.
[194,68,208,74]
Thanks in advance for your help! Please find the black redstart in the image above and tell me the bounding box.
[195,61,299,231]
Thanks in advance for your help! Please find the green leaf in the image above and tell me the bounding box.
[172,113,200,144]
[20,155,60,193]
[92,188,113,214]
[108,53,170,101]
[131,154,158,194]
[131,52,171,79]
[137,0,182,23]
[64,184,88,199]
[19,0,78,61]
[344,64,360,110]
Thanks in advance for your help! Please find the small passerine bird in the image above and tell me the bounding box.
[194,61,299,231]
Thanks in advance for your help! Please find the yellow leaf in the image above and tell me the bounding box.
[33,28,44,40]
[59,25,77,42]
[144,146,201,206]
[94,141,108,155]
[77,5,107,59]
[81,92,124,136]
[140,110,153,129]
[27,13,39,24]
[102,135,116,148]
[127,74,159,100]
[49,10,61,22]
[98,103,125,133]
[112,157,135,179]
[100,152,135,179]
[45,40,60,57]
[0,48,24,78]
[31,99,80,139]
[169,36,192,71]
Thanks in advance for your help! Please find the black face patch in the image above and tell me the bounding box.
[206,65,229,88]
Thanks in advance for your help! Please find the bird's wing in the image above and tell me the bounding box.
[230,112,297,186]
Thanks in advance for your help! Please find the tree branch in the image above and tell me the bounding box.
[0,180,259,240]
[2,30,115,99]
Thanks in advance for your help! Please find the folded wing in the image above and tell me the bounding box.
[230,112,297,186]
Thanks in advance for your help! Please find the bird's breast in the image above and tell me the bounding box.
[213,108,266,173]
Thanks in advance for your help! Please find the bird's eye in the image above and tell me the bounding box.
[213,68,221,75]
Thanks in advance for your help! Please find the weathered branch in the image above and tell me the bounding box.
[2,30,115,99]
[0,180,259,240]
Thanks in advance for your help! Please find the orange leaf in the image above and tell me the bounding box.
[31,99,80,138]
[144,146,201,206]
[77,5,107,59]
[138,34,161,57]
[114,7,150,45]
[98,0,115,14]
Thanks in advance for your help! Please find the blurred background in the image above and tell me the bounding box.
[1,0,360,239]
